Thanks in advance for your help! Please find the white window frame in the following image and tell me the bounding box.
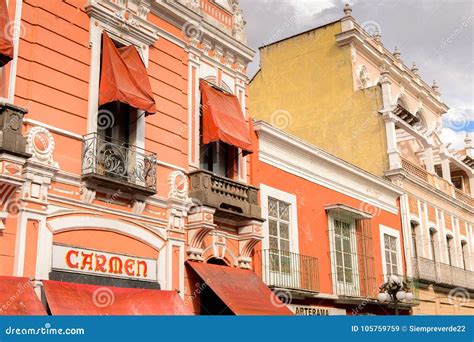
[379,225,403,280]
[260,184,299,287]
[328,212,360,296]
[0,0,23,104]
[260,184,299,253]
[87,23,149,150]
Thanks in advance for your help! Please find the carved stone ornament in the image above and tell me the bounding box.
[26,127,57,166]
[168,171,189,201]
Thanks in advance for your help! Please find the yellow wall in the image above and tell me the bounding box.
[250,21,388,176]
[413,286,474,315]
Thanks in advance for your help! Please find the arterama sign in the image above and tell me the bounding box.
[52,244,158,282]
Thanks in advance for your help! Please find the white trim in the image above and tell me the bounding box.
[166,238,185,298]
[23,118,83,141]
[47,216,165,250]
[254,121,403,215]
[259,184,299,254]
[379,224,403,280]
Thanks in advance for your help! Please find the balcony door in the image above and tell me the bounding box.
[331,217,360,297]
[267,197,299,288]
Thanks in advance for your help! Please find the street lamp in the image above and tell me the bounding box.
[377,275,414,315]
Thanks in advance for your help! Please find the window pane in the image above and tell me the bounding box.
[345,268,353,284]
[343,253,352,270]
[279,201,290,221]
[281,256,290,273]
[337,266,344,282]
[280,239,290,252]
[342,222,351,237]
[269,237,278,250]
[270,253,280,271]
[335,237,342,252]
[336,251,343,266]
[342,238,351,253]
[391,252,397,265]
[384,234,390,249]
[390,237,395,250]
[392,265,398,276]
[268,198,278,218]
[269,219,278,236]
[335,220,342,236]
[385,251,391,264]
[279,222,289,239]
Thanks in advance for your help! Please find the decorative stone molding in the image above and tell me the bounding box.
[85,0,159,46]
[168,171,189,201]
[237,221,263,269]
[231,0,246,43]
[132,199,146,215]
[186,206,217,260]
[80,186,96,204]
[211,231,226,259]
[357,65,370,89]
[26,127,58,168]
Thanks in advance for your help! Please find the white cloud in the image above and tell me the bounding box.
[290,0,336,19]
[441,127,468,150]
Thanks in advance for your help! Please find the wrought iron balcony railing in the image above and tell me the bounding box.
[256,249,320,293]
[188,169,261,220]
[412,257,474,290]
[81,133,157,195]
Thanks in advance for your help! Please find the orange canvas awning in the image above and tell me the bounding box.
[43,280,192,315]
[0,276,46,315]
[200,79,253,154]
[0,0,14,67]
[187,261,292,315]
[99,32,156,115]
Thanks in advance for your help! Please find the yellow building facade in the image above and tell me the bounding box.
[250,4,474,315]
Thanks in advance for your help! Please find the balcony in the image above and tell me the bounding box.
[188,169,261,221]
[401,157,473,207]
[81,133,157,196]
[256,249,320,293]
[412,257,474,290]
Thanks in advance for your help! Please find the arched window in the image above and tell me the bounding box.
[461,241,469,270]
[410,221,419,258]
[446,235,454,266]
[414,109,427,132]
[429,228,437,262]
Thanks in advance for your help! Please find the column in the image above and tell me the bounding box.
[441,158,451,181]
[423,145,435,173]
[383,116,401,170]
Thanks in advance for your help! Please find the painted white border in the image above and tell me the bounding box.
[259,184,299,254]
[379,224,404,280]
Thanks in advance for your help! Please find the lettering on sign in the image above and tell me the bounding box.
[288,304,346,316]
[52,244,158,282]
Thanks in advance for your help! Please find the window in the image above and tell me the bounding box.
[461,241,468,270]
[268,197,291,273]
[429,229,437,262]
[411,222,418,258]
[384,234,399,276]
[334,219,355,285]
[446,235,454,266]
[199,80,239,179]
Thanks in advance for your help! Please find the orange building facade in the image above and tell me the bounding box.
[0,0,294,315]
[251,121,412,315]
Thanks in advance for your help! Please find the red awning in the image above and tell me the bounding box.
[0,0,14,67]
[0,276,46,315]
[99,32,156,115]
[43,280,192,315]
[200,79,253,154]
[187,261,292,315]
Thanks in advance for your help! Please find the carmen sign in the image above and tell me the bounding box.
[288,304,346,316]
[52,244,158,282]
